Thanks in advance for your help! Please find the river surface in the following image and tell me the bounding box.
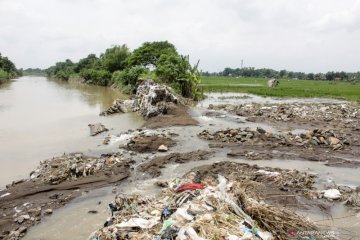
[0,76,143,188]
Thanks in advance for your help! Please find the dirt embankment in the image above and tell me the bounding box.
[137,150,212,177]
[142,103,198,129]
[126,135,176,153]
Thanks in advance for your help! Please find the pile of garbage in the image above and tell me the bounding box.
[29,153,127,185]
[198,127,348,150]
[89,172,319,240]
[100,79,179,118]
[135,79,178,118]
[209,103,360,125]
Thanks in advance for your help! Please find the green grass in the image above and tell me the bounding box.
[200,76,360,102]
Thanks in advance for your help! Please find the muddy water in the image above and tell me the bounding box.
[0,76,143,187]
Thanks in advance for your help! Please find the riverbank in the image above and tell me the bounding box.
[1,81,360,239]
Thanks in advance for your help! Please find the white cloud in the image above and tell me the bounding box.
[0,0,360,72]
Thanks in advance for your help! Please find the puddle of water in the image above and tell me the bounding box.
[198,92,347,108]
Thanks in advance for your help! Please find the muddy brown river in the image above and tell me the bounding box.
[0,76,143,188]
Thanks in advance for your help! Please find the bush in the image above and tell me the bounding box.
[56,70,70,80]
[0,68,9,81]
[112,66,146,92]
[80,69,111,86]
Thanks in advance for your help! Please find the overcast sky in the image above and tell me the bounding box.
[1,0,360,73]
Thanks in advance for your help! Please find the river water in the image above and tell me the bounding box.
[0,76,143,188]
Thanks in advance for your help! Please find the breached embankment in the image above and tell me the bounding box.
[1,85,360,239]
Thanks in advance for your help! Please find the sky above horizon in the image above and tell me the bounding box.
[1,0,360,73]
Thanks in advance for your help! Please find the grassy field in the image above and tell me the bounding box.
[200,76,360,101]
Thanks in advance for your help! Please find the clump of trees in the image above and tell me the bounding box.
[46,41,202,100]
[204,67,360,81]
[0,53,20,83]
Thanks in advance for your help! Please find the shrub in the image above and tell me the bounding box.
[0,68,9,80]
[80,69,111,86]
[112,66,146,92]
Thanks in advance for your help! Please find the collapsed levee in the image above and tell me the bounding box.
[100,79,198,128]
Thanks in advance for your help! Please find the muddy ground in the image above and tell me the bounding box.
[142,103,198,129]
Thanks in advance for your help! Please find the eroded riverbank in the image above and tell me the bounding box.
[1,87,360,239]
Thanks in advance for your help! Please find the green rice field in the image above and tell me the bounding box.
[200,76,360,101]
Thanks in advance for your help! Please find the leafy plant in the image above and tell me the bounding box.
[80,69,111,86]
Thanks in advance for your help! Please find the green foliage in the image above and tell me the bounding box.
[155,53,185,83]
[80,69,111,86]
[101,45,130,73]
[0,68,9,81]
[128,41,177,67]
[22,68,46,76]
[46,41,202,100]
[46,59,75,80]
[112,66,147,93]
[75,54,102,73]
[0,53,19,81]
[155,53,202,99]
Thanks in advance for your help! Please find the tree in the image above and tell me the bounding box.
[0,53,18,79]
[128,41,177,68]
[279,70,287,79]
[101,45,130,73]
[75,54,101,73]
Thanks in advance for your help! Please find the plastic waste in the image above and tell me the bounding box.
[176,183,206,192]
[256,170,280,177]
[160,208,173,222]
[323,189,341,200]
[161,218,174,231]
[173,207,194,221]
[227,234,241,240]
[217,175,254,223]
[116,217,159,229]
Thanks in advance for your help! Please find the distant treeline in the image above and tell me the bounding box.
[46,41,202,99]
[0,53,21,83]
[21,68,47,76]
[203,67,360,81]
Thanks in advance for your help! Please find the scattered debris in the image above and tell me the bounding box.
[29,153,129,185]
[199,127,349,151]
[88,123,109,136]
[158,144,168,152]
